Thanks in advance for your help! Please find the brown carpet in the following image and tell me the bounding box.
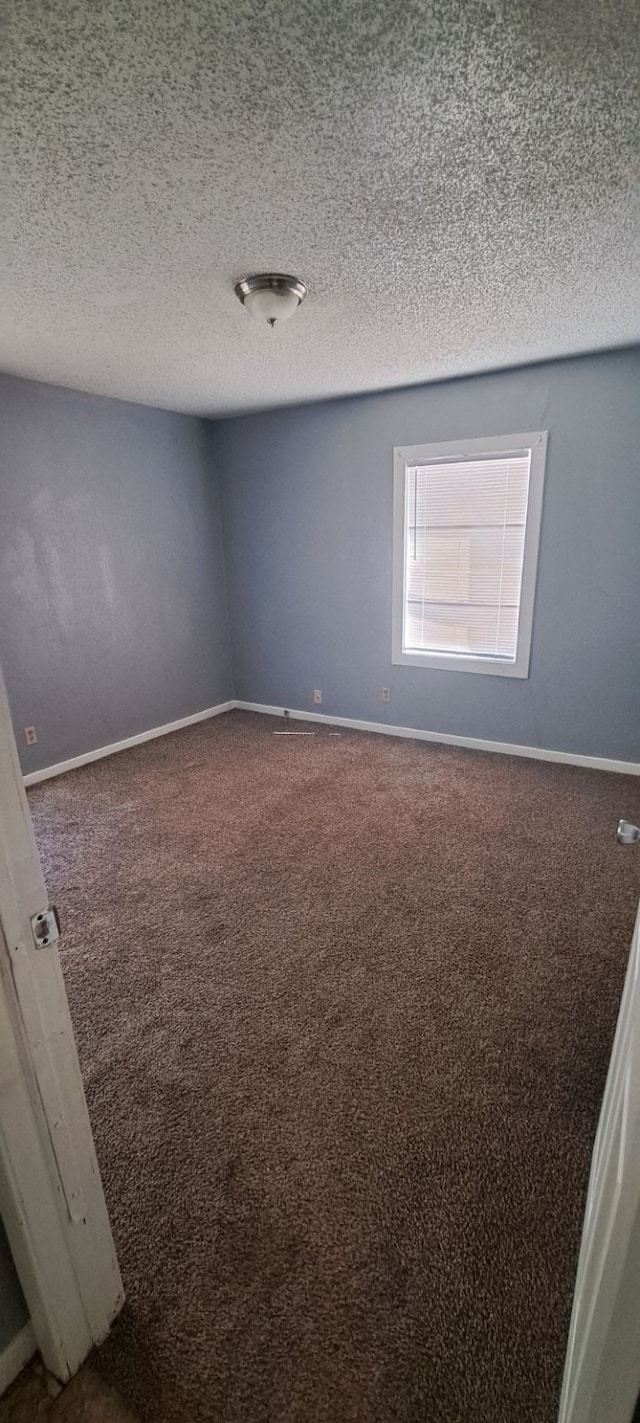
[28,711,640,1423]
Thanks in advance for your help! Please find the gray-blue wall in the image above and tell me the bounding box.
[216,348,640,763]
[0,375,233,773]
[0,1221,28,1353]
[1,352,639,776]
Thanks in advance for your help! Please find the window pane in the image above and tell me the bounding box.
[404,603,520,658]
[408,457,530,529]
[403,452,531,660]
[407,528,526,608]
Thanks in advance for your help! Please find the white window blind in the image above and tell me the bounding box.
[403,452,532,661]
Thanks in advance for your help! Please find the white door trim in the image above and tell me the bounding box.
[0,667,123,1381]
[558,897,640,1422]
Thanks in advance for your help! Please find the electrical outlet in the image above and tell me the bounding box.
[382,687,391,703]
[24,725,38,746]
[313,689,322,704]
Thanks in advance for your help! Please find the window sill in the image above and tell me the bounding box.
[392,648,530,678]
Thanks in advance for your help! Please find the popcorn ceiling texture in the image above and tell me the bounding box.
[4,0,640,416]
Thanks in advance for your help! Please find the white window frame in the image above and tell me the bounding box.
[392,431,548,678]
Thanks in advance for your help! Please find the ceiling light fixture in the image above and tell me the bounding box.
[234,273,307,327]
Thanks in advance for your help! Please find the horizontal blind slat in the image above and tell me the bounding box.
[404,453,531,660]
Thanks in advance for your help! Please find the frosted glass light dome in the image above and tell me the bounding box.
[234,274,307,327]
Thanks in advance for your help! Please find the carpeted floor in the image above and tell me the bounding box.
[28,711,639,1423]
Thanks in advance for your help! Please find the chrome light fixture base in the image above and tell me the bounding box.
[234,273,307,326]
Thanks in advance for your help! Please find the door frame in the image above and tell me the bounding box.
[558,896,640,1423]
[0,666,123,1382]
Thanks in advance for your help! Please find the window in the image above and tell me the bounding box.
[392,432,547,678]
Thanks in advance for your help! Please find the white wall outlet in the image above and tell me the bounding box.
[24,725,38,745]
[382,687,391,703]
[313,689,322,704]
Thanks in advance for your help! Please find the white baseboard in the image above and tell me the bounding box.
[23,697,639,785]
[23,701,236,786]
[0,1322,36,1396]
[234,702,640,776]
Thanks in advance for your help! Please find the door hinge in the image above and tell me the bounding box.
[30,906,61,949]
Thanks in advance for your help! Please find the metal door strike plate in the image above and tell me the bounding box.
[30,906,61,949]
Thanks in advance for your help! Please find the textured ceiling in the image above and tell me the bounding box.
[4,0,640,416]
